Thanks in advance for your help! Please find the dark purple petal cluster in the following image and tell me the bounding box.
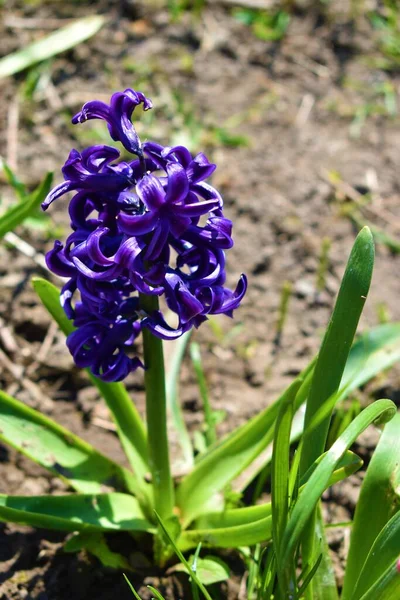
[43,88,246,381]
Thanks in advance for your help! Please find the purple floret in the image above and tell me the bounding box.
[43,88,246,382]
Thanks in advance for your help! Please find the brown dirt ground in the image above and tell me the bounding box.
[1,1,400,598]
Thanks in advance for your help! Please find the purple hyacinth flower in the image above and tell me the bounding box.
[42,145,133,211]
[118,163,222,260]
[43,88,246,382]
[72,89,152,155]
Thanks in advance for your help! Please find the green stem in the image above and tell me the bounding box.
[140,294,175,520]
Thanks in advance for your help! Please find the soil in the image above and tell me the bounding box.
[1,0,400,598]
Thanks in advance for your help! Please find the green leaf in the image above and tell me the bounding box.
[280,399,396,570]
[300,450,363,488]
[0,493,153,533]
[299,227,374,600]
[32,277,150,482]
[65,531,132,570]
[238,322,400,494]
[174,555,230,585]
[178,514,273,552]
[340,323,400,400]
[1,160,26,200]
[300,227,375,475]
[358,563,400,600]
[190,342,217,446]
[271,384,294,593]
[0,389,137,495]
[301,508,338,600]
[194,502,272,530]
[154,512,213,600]
[351,510,400,600]
[342,412,400,599]
[179,451,361,553]
[0,171,53,238]
[166,332,194,468]
[147,586,165,600]
[176,375,306,526]
[0,16,105,79]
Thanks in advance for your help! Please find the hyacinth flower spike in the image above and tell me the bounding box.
[43,87,246,523]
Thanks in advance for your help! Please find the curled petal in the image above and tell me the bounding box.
[67,323,102,368]
[62,146,120,180]
[164,163,189,205]
[92,353,144,382]
[145,218,170,261]
[198,274,247,316]
[143,141,167,169]
[86,228,115,266]
[137,174,165,210]
[192,182,223,207]
[118,208,159,236]
[187,153,216,184]
[172,198,220,218]
[45,241,76,277]
[162,145,192,168]
[42,181,74,210]
[60,278,77,320]
[69,192,99,229]
[164,273,204,324]
[72,256,121,281]
[183,220,234,249]
[114,236,145,269]
[72,89,152,154]
[142,311,191,340]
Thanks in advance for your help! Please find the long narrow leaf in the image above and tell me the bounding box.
[0,389,137,495]
[166,332,194,468]
[180,452,361,552]
[0,172,53,238]
[237,322,400,494]
[351,510,400,600]
[300,227,374,475]
[280,399,396,569]
[358,563,400,600]
[299,227,374,600]
[0,493,153,533]
[0,16,105,79]
[32,277,149,480]
[271,386,294,591]
[176,376,305,525]
[342,412,400,598]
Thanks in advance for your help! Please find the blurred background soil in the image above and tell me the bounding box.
[1,0,400,598]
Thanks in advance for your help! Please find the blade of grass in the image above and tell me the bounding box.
[155,511,213,600]
[124,574,142,600]
[190,342,216,446]
[147,587,165,600]
[0,16,105,79]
